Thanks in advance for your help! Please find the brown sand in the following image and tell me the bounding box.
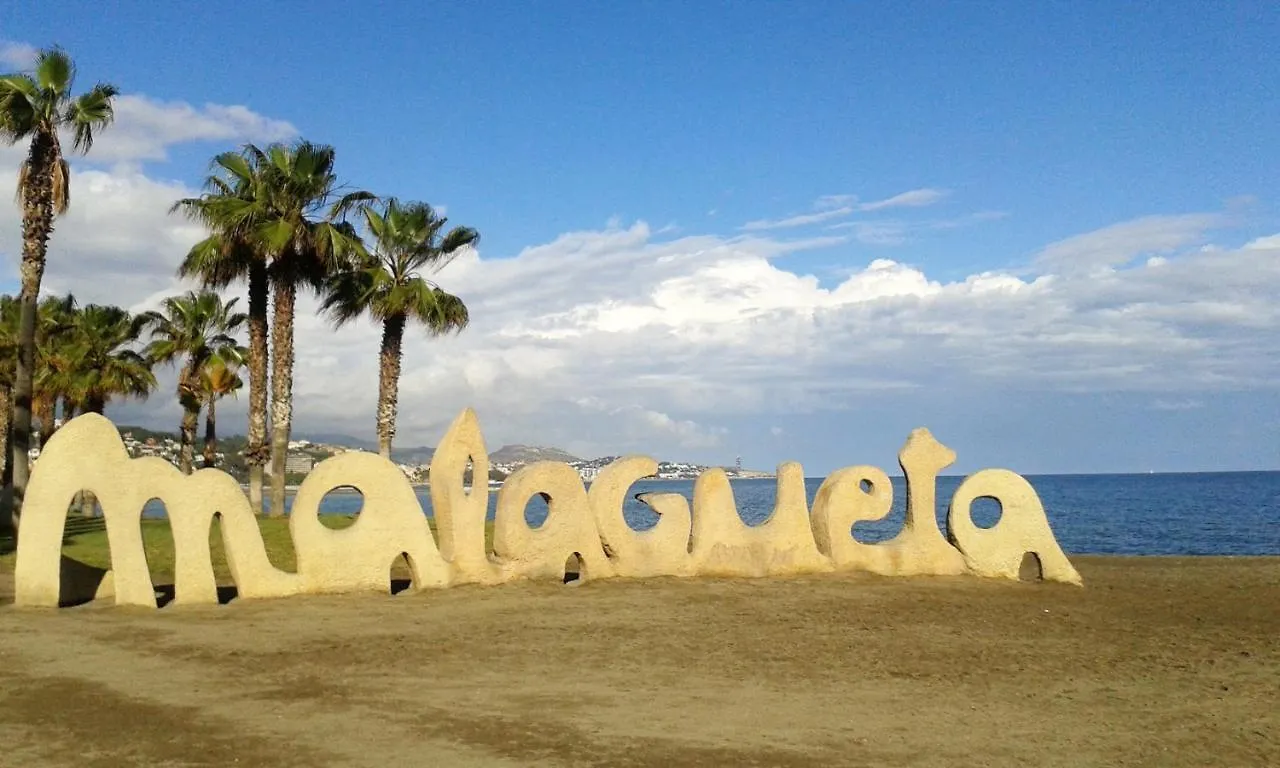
[0,556,1277,767]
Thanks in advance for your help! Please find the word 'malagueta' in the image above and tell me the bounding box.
[14,409,1081,608]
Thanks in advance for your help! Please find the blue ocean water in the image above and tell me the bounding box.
[240,471,1280,556]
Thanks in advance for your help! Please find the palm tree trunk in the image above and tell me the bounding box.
[177,363,199,475]
[246,260,270,516]
[36,396,56,450]
[8,131,58,533]
[179,403,199,475]
[268,281,296,517]
[377,314,406,460]
[203,395,218,469]
[0,387,11,485]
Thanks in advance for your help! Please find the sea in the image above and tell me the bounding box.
[235,471,1280,557]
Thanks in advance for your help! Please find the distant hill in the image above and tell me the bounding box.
[491,444,581,465]
[295,432,374,451]
[390,445,435,464]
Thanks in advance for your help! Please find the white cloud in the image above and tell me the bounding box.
[16,190,1280,462]
[0,41,37,69]
[742,188,951,231]
[1244,233,1280,250]
[88,95,298,164]
[742,206,854,231]
[0,87,302,294]
[1034,213,1226,273]
[843,221,909,246]
[827,210,1006,246]
[857,188,949,211]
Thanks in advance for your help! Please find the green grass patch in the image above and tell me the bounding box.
[0,513,494,584]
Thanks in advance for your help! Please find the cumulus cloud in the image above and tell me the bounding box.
[88,95,298,164]
[0,86,302,292]
[12,174,1279,462]
[272,219,1275,454]
[1244,233,1280,250]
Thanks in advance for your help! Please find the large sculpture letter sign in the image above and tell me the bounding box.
[13,409,1081,608]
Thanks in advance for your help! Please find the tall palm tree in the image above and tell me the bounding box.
[141,291,246,475]
[198,352,244,469]
[322,199,476,458]
[248,141,369,515]
[173,140,369,516]
[172,150,271,513]
[0,47,117,529]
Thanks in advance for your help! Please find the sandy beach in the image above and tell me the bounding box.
[0,556,1276,767]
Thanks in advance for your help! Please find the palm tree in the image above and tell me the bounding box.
[0,47,117,529]
[57,304,156,518]
[141,291,246,475]
[172,150,271,513]
[198,352,244,469]
[256,141,369,516]
[173,140,369,516]
[58,304,156,415]
[322,199,476,458]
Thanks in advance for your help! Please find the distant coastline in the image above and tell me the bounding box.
[249,472,778,496]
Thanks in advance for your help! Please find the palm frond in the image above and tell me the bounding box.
[0,75,40,140]
[67,83,118,153]
[33,47,74,94]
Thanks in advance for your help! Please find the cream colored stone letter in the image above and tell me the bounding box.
[690,463,830,577]
[290,451,449,594]
[947,469,1083,585]
[494,462,614,582]
[588,456,694,577]
[429,408,501,584]
[876,428,967,575]
[810,465,894,570]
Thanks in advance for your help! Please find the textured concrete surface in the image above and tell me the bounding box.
[14,410,1082,608]
[947,468,1084,585]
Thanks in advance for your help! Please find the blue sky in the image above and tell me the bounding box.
[2,1,1278,474]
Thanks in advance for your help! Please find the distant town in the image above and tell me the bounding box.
[40,423,774,485]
